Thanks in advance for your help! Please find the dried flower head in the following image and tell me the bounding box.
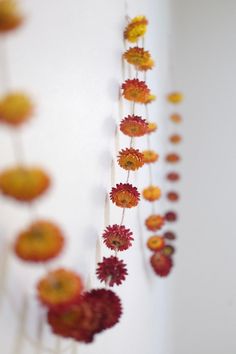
[166,172,180,182]
[0,166,50,202]
[147,235,165,251]
[122,79,150,103]
[150,252,173,277]
[163,231,176,240]
[162,245,175,257]
[0,0,23,32]
[124,16,148,43]
[14,220,64,262]
[170,113,182,124]
[169,134,182,144]
[120,115,148,137]
[96,256,128,287]
[166,153,181,163]
[102,224,133,251]
[165,211,178,222]
[166,191,179,202]
[37,268,83,310]
[118,148,144,171]
[142,150,159,164]
[123,47,154,71]
[110,183,140,208]
[142,185,161,202]
[145,215,165,231]
[0,92,33,126]
[147,122,157,134]
[167,92,183,104]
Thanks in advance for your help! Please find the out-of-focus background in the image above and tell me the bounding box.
[0,0,236,353]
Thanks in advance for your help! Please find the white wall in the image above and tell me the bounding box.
[168,1,236,354]
[0,1,172,354]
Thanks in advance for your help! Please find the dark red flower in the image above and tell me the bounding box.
[110,183,140,208]
[150,252,173,277]
[96,256,127,287]
[165,211,178,222]
[163,231,176,240]
[102,224,133,251]
[166,191,179,202]
[166,172,180,182]
[120,115,148,137]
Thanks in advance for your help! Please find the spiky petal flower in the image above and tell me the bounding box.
[110,183,140,208]
[122,79,150,104]
[165,211,178,222]
[102,224,133,251]
[142,150,159,164]
[147,122,157,134]
[14,220,64,262]
[147,236,165,251]
[37,268,83,311]
[0,0,23,32]
[124,16,148,43]
[120,115,148,137]
[142,185,161,202]
[123,46,154,71]
[166,172,180,182]
[0,166,50,202]
[150,252,173,277]
[118,148,144,171]
[145,215,165,231]
[166,153,181,163]
[167,92,183,104]
[96,256,127,287]
[166,191,179,202]
[0,92,33,126]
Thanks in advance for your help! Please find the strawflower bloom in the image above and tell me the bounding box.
[96,256,128,287]
[37,268,83,310]
[166,153,181,163]
[120,115,148,137]
[150,252,173,277]
[110,183,140,208]
[0,0,23,32]
[102,224,133,251]
[0,166,50,202]
[124,16,148,43]
[123,47,154,71]
[14,220,64,262]
[165,211,178,222]
[145,214,165,231]
[0,92,33,126]
[163,231,176,240]
[147,236,165,251]
[122,79,150,103]
[162,245,175,257]
[166,172,180,182]
[169,134,182,144]
[166,191,179,202]
[118,148,144,171]
[142,185,161,202]
[170,113,182,124]
[142,150,159,164]
[167,92,183,104]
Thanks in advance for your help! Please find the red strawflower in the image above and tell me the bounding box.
[150,252,173,277]
[166,172,180,182]
[102,224,133,251]
[120,115,148,137]
[122,79,150,103]
[165,211,178,222]
[166,191,179,202]
[163,231,176,240]
[96,256,127,287]
[110,183,140,208]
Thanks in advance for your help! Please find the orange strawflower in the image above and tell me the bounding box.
[118,148,144,171]
[142,185,161,201]
[123,47,154,71]
[147,236,165,251]
[120,115,148,137]
[37,268,83,310]
[124,16,148,43]
[145,215,165,231]
[147,122,157,134]
[0,0,23,32]
[167,92,183,104]
[122,79,150,103]
[0,166,50,202]
[169,134,182,144]
[110,183,140,208]
[142,150,159,163]
[0,92,33,126]
[166,191,179,202]
[166,153,180,163]
[14,220,64,262]
[170,113,182,124]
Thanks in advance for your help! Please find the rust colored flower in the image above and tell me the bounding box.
[37,268,83,310]
[163,231,176,240]
[142,185,161,202]
[166,172,180,182]
[147,122,157,134]
[122,79,150,103]
[165,211,178,222]
[145,215,165,231]
[0,166,50,202]
[14,220,64,262]
[169,134,182,144]
[167,92,183,104]
[110,183,140,208]
[147,236,165,251]
[0,92,33,126]
[123,47,154,71]
[162,245,175,257]
[96,256,127,287]
[167,191,179,202]
[0,0,23,32]
[120,115,148,137]
[166,153,181,163]
[170,113,182,124]
[118,148,144,171]
[150,252,173,277]
[142,150,159,164]
[102,224,133,251]
[124,16,148,43]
